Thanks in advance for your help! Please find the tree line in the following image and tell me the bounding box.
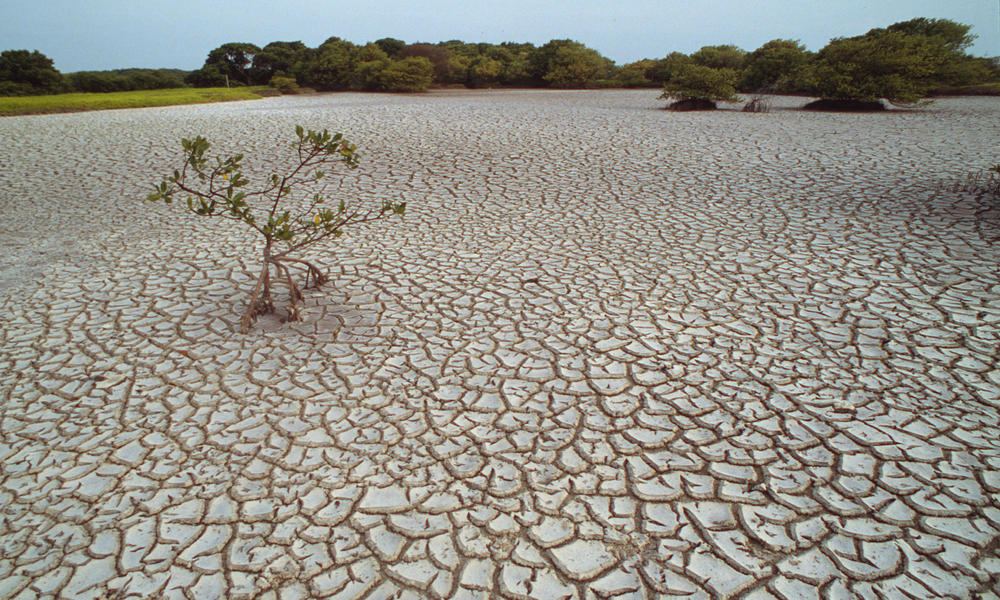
[182,38,619,92]
[658,18,999,109]
[2,18,997,101]
[0,49,187,95]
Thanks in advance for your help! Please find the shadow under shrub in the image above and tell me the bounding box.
[667,98,718,111]
[659,64,738,111]
[803,98,887,112]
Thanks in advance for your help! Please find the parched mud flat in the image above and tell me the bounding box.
[0,90,999,599]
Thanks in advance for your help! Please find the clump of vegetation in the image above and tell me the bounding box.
[739,40,811,93]
[66,68,186,93]
[537,40,614,88]
[804,18,992,110]
[147,126,405,332]
[268,75,300,94]
[375,56,434,91]
[659,64,738,110]
[0,49,65,95]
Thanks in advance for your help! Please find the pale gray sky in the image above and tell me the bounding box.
[2,0,998,72]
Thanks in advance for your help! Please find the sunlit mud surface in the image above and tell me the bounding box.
[1,91,999,599]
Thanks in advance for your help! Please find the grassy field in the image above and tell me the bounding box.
[0,87,265,116]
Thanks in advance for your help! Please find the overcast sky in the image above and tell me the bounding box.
[2,0,998,72]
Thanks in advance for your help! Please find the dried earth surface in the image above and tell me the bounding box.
[1,90,999,599]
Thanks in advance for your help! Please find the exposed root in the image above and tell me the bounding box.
[281,256,329,288]
[743,96,772,113]
[238,256,329,333]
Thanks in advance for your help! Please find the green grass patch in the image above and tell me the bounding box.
[0,87,265,116]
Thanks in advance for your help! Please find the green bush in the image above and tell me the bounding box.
[739,40,811,92]
[660,64,739,107]
[0,49,65,95]
[268,75,299,93]
[809,31,948,103]
[67,69,185,93]
[690,45,746,71]
[250,41,310,85]
[807,19,989,105]
[648,52,694,85]
[377,57,434,92]
[468,57,502,88]
[539,41,612,88]
[616,60,657,87]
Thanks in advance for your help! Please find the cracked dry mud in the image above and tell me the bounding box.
[1,91,999,600]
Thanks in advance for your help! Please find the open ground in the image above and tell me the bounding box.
[1,90,999,599]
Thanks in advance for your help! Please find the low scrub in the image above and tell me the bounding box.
[268,76,300,94]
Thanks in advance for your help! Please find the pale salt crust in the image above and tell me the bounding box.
[0,90,999,599]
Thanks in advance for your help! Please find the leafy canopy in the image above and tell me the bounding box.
[375,57,434,92]
[204,42,261,85]
[739,39,810,92]
[810,30,950,103]
[885,18,976,50]
[0,49,64,95]
[660,64,739,104]
[808,18,987,103]
[690,45,746,71]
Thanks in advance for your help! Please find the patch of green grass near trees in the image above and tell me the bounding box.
[0,87,263,116]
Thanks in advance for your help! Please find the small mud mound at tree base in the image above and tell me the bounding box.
[667,98,717,111]
[804,98,887,112]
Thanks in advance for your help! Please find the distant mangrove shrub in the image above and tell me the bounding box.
[67,69,185,93]
[375,57,434,92]
[660,64,739,110]
[0,49,65,95]
[268,75,299,93]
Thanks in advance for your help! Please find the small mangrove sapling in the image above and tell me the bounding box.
[147,126,405,333]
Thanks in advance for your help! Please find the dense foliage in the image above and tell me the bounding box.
[2,17,996,100]
[738,40,811,93]
[0,49,65,95]
[659,64,739,109]
[653,17,995,109]
[181,37,620,92]
[807,20,992,104]
[67,69,186,93]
